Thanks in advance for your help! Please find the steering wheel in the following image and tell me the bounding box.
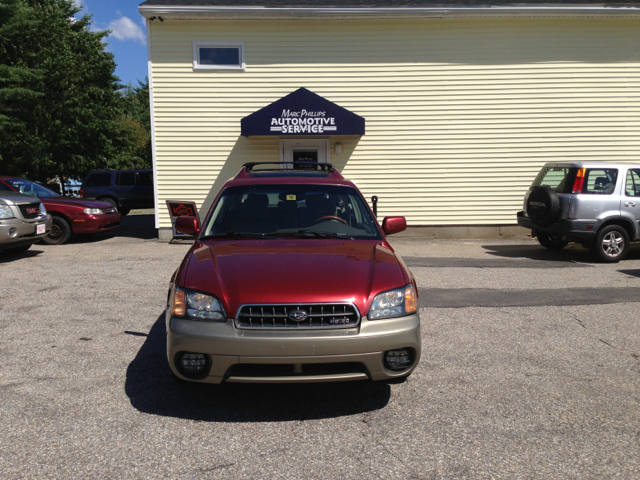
[312,215,348,225]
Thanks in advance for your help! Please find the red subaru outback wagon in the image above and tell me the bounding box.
[167,163,421,384]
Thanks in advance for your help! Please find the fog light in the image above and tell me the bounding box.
[176,352,210,378]
[9,227,17,237]
[384,349,412,371]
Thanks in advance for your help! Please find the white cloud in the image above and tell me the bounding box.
[72,0,89,15]
[108,16,146,45]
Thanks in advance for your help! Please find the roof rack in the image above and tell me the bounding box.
[243,162,335,173]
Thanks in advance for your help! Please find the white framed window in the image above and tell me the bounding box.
[192,41,245,71]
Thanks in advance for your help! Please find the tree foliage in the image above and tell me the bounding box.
[0,0,150,182]
[113,78,152,170]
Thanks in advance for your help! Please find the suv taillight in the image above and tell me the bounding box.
[79,189,84,198]
[571,168,586,194]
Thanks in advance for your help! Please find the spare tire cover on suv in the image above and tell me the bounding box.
[526,186,560,228]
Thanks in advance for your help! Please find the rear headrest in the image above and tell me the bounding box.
[306,194,336,216]
[594,177,607,186]
[243,193,269,209]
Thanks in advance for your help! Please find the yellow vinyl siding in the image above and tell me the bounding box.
[149,17,640,228]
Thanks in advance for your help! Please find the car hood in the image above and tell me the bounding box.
[0,191,42,206]
[41,196,112,209]
[181,239,408,318]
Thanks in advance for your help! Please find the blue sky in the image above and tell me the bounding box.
[74,0,148,87]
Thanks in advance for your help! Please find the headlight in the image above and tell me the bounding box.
[369,284,417,320]
[171,287,226,322]
[0,205,14,219]
[84,208,104,215]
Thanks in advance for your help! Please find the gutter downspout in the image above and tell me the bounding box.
[146,18,160,231]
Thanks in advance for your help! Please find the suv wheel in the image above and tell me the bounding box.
[99,197,118,210]
[592,225,629,263]
[42,216,72,245]
[537,233,568,250]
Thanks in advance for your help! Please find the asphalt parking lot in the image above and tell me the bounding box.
[1,214,639,479]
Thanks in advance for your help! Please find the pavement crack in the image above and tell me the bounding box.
[259,448,287,457]
[198,462,236,472]
[599,339,614,348]
[631,353,640,372]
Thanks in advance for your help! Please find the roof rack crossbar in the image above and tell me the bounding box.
[243,162,335,173]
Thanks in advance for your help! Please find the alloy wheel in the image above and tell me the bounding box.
[602,231,624,257]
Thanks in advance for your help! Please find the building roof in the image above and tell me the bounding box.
[140,1,637,6]
[139,1,640,19]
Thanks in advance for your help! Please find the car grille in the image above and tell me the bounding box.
[236,303,360,330]
[18,203,43,219]
[104,207,117,214]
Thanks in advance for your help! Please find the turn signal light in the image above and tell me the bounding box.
[405,285,417,314]
[172,288,186,316]
[572,168,586,194]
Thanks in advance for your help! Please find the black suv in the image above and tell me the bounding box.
[80,169,153,216]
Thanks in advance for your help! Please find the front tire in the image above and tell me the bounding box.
[592,225,629,263]
[42,216,71,245]
[537,233,568,250]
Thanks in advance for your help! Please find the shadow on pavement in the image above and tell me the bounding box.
[68,213,157,244]
[113,214,157,240]
[0,247,44,263]
[125,312,391,422]
[484,242,640,263]
[482,243,594,263]
[618,269,640,279]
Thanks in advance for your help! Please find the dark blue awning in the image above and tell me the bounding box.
[241,88,365,136]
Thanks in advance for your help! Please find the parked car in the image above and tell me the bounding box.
[166,162,421,384]
[517,161,640,262]
[0,177,121,245]
[0,189,52,253]
[80,169,153,215]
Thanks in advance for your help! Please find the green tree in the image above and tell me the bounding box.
[112,78,152,170]
[0,0,124,184]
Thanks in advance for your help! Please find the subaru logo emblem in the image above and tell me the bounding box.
[288,310,308,322]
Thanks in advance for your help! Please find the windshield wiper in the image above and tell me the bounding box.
[288,230,351,239]
[200,232,281,240]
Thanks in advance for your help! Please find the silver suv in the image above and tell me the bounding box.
[517,162,640,262]
[0,191,52,253]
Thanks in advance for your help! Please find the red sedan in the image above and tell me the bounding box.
[0,177,121,245]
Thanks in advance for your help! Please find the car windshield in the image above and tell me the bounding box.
[4,178,60,198]
[201,184,382,240]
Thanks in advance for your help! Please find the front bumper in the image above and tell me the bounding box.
[70,212,121,234]
[516,211,596,242]
[0,214,52,248]
[167,312,422,384]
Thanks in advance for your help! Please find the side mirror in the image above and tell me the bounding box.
[381,216,406,236]
[175,216,200,236]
